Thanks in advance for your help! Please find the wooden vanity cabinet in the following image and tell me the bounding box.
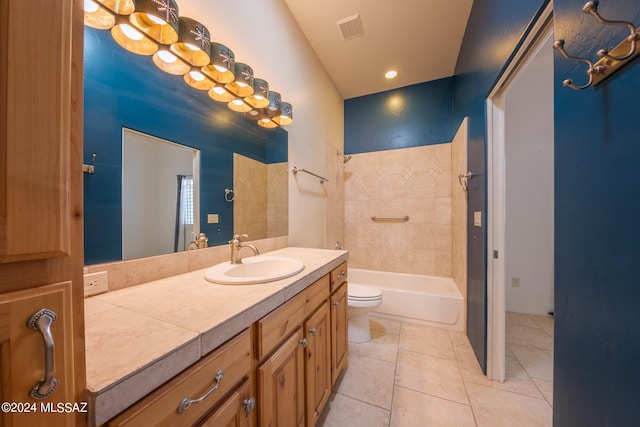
[108,329,255,427]
[1,0,85,425]
[256,271,345,427]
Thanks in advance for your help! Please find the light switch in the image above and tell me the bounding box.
[474,211,482,227]
[208,214,219,224]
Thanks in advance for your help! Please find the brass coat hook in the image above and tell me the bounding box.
[555,1,640,90]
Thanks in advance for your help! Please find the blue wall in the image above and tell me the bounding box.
[455,0,547,373]
[454,0,640,424]
[552,0,640,425]
[83,28,287,265]
[344,78,454,154]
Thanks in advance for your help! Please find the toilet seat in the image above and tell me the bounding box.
[348,283,382,301]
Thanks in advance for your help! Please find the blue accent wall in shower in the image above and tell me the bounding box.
[83,28,287,265]
[344,77,454,154]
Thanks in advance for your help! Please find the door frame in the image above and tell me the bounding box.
[485,2,554,382]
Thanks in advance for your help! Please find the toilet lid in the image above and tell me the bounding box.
[348,283,382,300]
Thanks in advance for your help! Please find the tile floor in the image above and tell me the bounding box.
[318,312,554,427]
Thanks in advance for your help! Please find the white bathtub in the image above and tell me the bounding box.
[348,268,464,331]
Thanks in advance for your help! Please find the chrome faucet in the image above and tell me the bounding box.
[229,234,260,264]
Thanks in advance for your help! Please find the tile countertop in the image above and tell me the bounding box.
[84,247,348,426]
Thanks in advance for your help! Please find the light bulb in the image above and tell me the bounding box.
[157,50,177,63]
[84,0,99,12]
[189,71,205,81]
[120,24,144,41]
[385,70,398,79]
[146,14,167,25]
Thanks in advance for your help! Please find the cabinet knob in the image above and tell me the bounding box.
[243,397,256,416]
[309,328,316,336]
[333,301,340,306]
[299,338,308,348]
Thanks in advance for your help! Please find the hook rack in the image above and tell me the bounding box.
[83,153,96,174]
[554,1,640,90]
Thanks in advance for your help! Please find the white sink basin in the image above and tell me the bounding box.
[204,256,305,285]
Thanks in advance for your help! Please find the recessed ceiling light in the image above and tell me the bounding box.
[385,70,398,79]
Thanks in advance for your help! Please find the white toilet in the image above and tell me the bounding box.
[347,283,383,343]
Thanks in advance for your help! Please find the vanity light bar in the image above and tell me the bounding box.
[83,0,293,128]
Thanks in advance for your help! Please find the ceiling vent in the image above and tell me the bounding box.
[337,14,365,41]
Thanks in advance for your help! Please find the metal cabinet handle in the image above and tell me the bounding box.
[299,338,308,348]
[178,370,224,413]
[27,309,59,400]
[243,397,256,416]
[308,328,316,336]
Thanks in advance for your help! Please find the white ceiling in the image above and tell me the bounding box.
[283,0,474,100]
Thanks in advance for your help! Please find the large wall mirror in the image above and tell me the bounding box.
[83,28,288,265]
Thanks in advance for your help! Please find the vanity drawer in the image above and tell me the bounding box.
[304,274,330,317]
[108,329,252,427]
[256,275,330,360]
[256,292,305,360]
[330,262,348,293]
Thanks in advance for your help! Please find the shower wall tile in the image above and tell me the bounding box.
[345,144,453,276]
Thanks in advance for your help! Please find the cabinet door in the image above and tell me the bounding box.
[1,0,78,263]
[257,329,305,427]
[0,282,78,427]
[330,282,348,385]
[198,379,256,427]
[304,301,331,427]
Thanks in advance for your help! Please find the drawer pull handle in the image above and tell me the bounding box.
[178,370,224,414]
[244,397,256,416]
[309,328,316,336]
[27,309,59,400]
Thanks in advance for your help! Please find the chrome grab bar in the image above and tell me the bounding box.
[27,309,59,399]
[371,216,409,221]
[291,166,329,184]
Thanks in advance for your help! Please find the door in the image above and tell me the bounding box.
[257,329,305,427]
[0,283,79,427]
[486,5,553,381]
[330,282,347,385]
[304,302,331,427]
[197,379,255,427]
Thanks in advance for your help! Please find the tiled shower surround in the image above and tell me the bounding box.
[344,144,454,277]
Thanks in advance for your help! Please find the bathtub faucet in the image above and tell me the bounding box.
[228,234,260,264]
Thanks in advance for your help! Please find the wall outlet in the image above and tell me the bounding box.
[84,271,108,297]
[512,277,520,288]
[207,214,219,224]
